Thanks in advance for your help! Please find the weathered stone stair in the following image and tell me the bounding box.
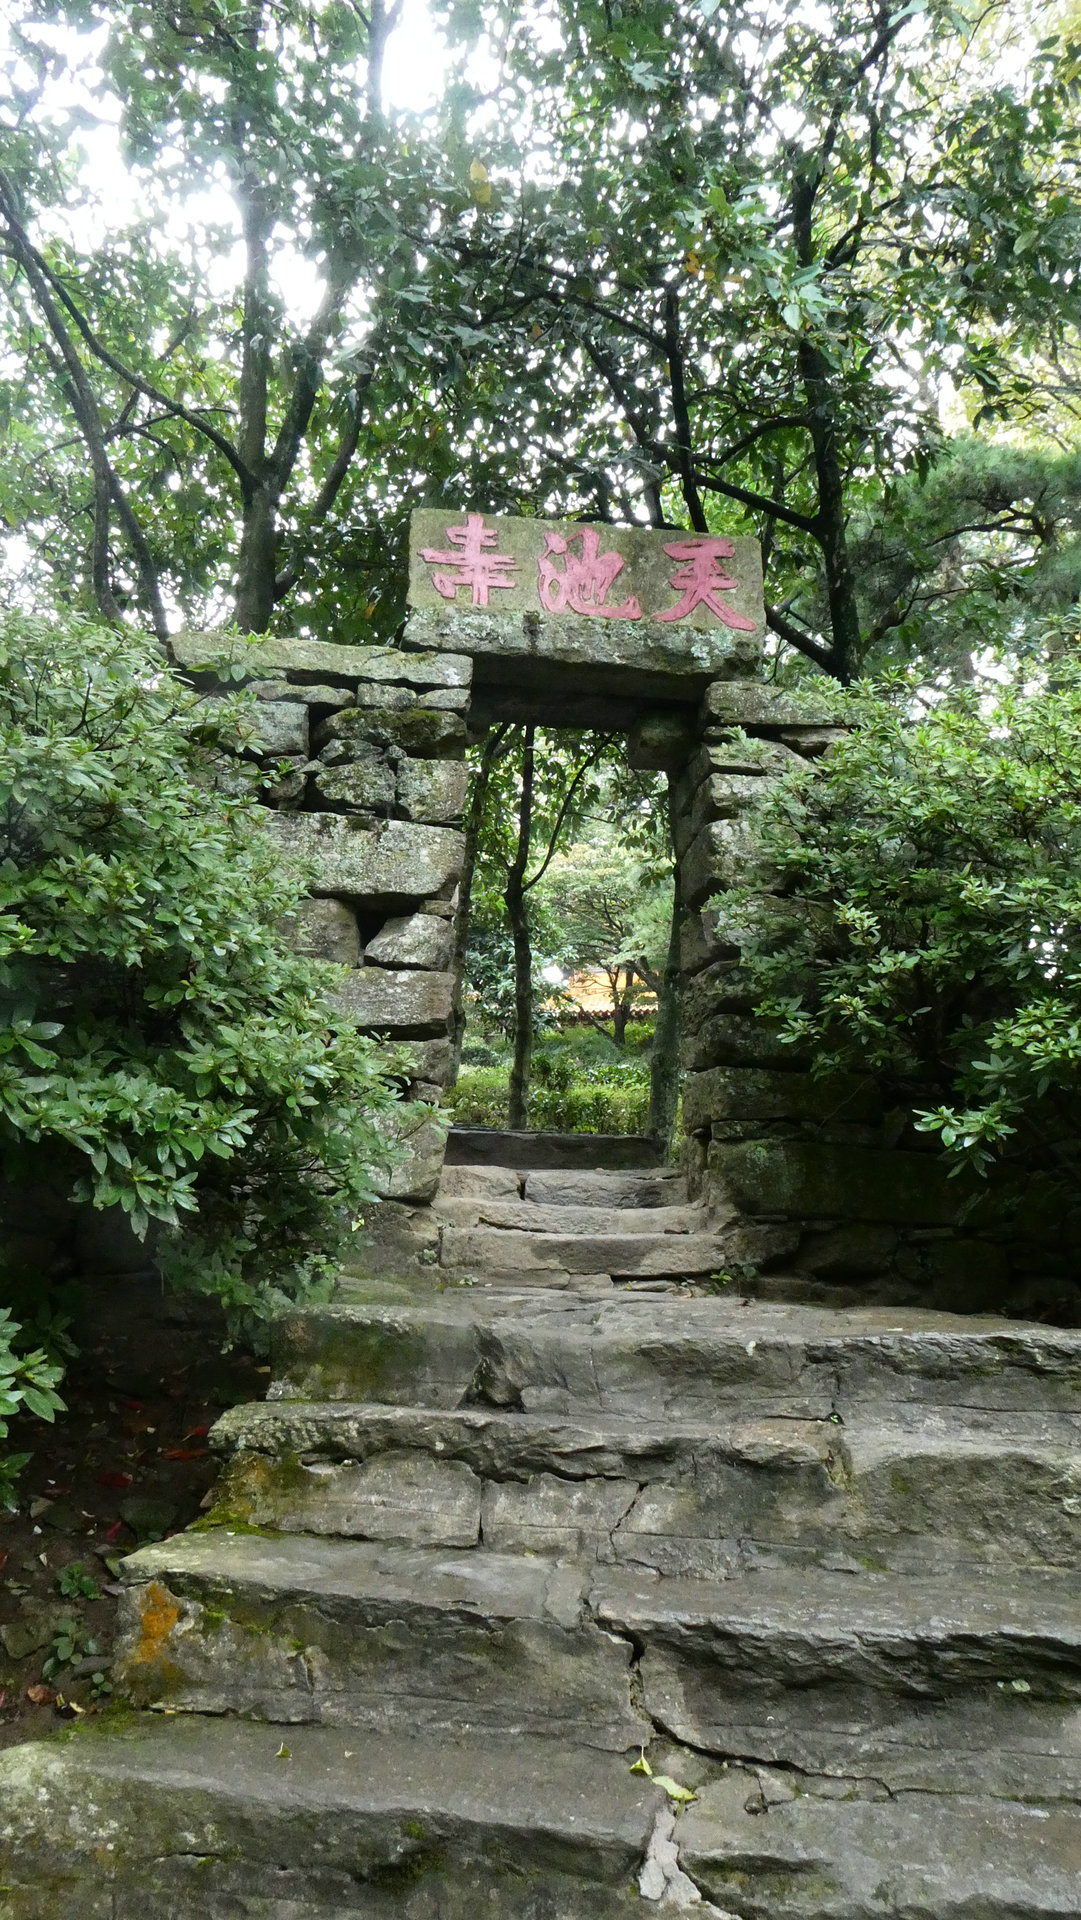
[4,1153,1081,1915]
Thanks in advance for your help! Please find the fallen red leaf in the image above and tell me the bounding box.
[162,1446,208,1461]
[121,1399,144,1412]
[97,1471,133,1488]
[183,1426,210,1440]
[103,1519,124,1543]
[25,1684,54,1707]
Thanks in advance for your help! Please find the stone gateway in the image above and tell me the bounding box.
[3,510,1080,1915]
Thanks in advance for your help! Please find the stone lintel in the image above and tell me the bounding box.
[403,607,759,702]
[171,630,472,692]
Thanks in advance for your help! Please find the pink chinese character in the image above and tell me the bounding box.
[537,528,642,620]
[420,513,520,607]
[656,537,756,629]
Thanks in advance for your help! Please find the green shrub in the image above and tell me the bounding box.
[736,661,1081,1204]
[0,611,401,1335]
[0,1305,64,1509]
[450,1048,650,1134]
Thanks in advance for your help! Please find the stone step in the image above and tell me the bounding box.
[437,1226,731,1275]
[445,1127,664,1169]
[112,1533,1081,1802]
[208,1397,1081,1574]
[0,1717,664,1919]
[271,1292,1081,1417]
[432,1198,712,1235]
[113,1530,645,1747]
[436,1164,689,1207]
[677,1768,1081,1918]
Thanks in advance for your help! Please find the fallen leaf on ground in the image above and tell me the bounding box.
[97,1471,133,1489]
[162,1447,209,1461]
[25,1684,55,1706]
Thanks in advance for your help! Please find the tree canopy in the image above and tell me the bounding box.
[0,0,1076,687]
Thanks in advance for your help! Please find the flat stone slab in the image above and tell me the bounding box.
[113,1532,644,1746]
[680,1768,1081,1916]
[431,1199,711,1235]
[209,1396,1081,1574]
[0,1718,660,1919]
[269,813,465,902]
[438,1226,729,1276]
[333,967,454,1036]
[172,629,472,689]
[270,1293,1081,1418]
[445,1129,664,1170]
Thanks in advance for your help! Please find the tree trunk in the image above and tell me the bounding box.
[506,728,535,1131]
[612,971,632,1048]
[449,725,508,1078]
[648,860,683,1150]
[234,482,278,633]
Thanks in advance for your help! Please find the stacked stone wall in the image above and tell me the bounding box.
[172,631,472,1201]
[671,680,1064,1313]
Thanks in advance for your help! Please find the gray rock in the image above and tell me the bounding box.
[372,1111,449,1202]
[333,968,454,1035]
[212,1448,482,1545]
[683,1067,879,1131]
[279,895,361,966]
[268,814,465,903]
[681,816,763,907]
[255,679,353,709]
[239,698,308,757]
[700,679,842,729]
[397,757,469,823]
[399,1036,454,1084]
[365,913,454,970]
[310,756,396,814]
[710,1137,971,1227]
[318,703,467,760]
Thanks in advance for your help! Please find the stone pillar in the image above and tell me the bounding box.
[171,632,472,1201]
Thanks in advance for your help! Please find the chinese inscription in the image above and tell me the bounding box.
[419,513,520,608]
[409,508,763,635]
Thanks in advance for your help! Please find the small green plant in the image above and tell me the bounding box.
[42,1620,100,1682]
[56,1563,101,1602]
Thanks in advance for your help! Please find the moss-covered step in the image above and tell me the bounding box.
[111,1531,645,1746]
[208,1399,1081,1575]
[269,1292,1081,1416]
[0,1716,667,1920]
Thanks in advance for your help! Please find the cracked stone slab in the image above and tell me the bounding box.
[676,1768,1081,1918]
[0,1718,660,1920]
[432,1199,713,1235]
[113,1532,645,1746]
[269,1294,1081,1417]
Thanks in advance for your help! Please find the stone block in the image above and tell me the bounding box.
[777,725,848,758]
[709,1138,970,1227]
[268,813,465,903]
[700,680,842,731]
[398,1037,454,1085]
[397,758,469,824]
[228,698,308,756]
[317,703,467,760]
[280,896,362,966]
[255,680,352,709]
[310,757,396,814]
[682,817,763,907]
[681,960,760,1029]
[683,1013,806,1073]
[419,687,472,712]
[171,629,472,690]
[683,1066,880,1132]
[350,683,417,711]
[373,1112,448,1201]
[672,739,801,815]
[365,913,454,970]
[626,710,697,771]
[333,968,455,1035]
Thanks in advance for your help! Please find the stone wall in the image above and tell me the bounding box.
[670,681,1057,1314]
[172,632,472,1201]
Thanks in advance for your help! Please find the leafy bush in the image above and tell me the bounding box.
[738,664,1081,1203]
[0,611,401,1331]
[451,1046,650,1134]
[0,1306,64,1509]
